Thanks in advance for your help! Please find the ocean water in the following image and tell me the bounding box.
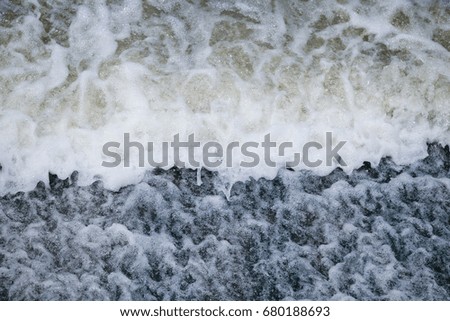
[0,0,449,300]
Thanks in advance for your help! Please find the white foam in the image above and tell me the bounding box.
[0,0,449,194]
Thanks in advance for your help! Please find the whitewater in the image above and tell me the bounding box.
[0,0,449,300]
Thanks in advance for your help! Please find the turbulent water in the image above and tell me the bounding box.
[0,0,449,300]
[1,145,449,300]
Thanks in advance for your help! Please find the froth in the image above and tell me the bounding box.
[0,0,449,194]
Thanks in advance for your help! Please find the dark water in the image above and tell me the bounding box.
[0,143,449,300]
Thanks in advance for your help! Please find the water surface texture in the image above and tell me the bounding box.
[0,0,449,300]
